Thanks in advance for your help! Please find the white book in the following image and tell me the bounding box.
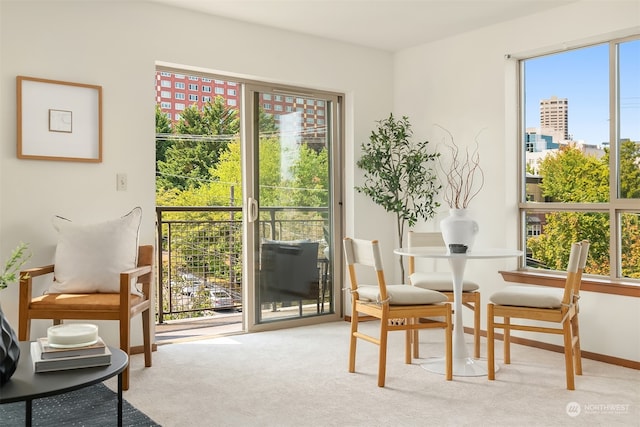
[38,336,106,360]
[31,342,112,373]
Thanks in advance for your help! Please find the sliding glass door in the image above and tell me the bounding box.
[244,86,341,328]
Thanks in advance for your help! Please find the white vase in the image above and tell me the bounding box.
[440,209,479,252]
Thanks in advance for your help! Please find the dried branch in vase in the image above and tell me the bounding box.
[436,125,485,209]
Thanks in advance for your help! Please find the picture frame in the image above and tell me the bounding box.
[17,76,102,162]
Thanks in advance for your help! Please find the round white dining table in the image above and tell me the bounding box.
[394,246,523,377]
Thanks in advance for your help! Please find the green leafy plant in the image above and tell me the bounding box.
[356,113,441,280]
[0,242,31,290]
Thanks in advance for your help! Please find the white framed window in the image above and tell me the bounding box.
[175,93,185,100]
[189,94,198,101]
[215,87,224,95]
[227,89,236,96]
[161,91,171,98]
[227,99,237,107]
[188,84,198,91]
[175,103,185,110]
[203,96,211,102]
[175,82,185,89]
[160,102,171,109]
[161,80,171,88]
[519,36,640,282]
[203,86,211,93]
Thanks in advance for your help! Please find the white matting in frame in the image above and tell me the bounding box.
[17,76,102,162]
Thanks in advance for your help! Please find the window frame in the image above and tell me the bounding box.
[516,35,640,294]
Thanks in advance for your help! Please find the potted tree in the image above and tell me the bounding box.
[356,113,441,280]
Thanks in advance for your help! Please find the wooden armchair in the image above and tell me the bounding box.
[18,245,154,391]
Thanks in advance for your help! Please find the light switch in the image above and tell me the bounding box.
[116,173,127,191]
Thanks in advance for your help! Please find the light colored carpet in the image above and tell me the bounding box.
[107,321,639,426]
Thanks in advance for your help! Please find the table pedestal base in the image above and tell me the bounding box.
[420,357,499,377]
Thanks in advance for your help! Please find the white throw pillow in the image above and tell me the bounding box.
[48,207,142,294]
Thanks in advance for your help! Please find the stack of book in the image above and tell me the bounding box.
[31,337,112,373]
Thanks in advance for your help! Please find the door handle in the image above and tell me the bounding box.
[247,197,258,223]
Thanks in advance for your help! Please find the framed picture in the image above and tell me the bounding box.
[17,76,102,162]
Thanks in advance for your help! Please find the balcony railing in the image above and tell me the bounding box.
[156,206,330,323]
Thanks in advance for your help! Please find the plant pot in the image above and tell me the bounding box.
[440,208,479,252]
[0,305,21,386]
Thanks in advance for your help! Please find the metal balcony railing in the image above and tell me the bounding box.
[155,206,329,323]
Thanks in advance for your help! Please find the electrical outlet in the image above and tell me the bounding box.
[116,173,127,191]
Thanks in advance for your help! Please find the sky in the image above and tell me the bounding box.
[524,39,640,146]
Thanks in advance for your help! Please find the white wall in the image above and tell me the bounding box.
[0,1,393,344]
[394,1,640,361]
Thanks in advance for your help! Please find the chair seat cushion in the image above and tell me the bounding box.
[356,284,448,305]
[30,293,145,311]
[410,272,480,292]
[490,285,564,309]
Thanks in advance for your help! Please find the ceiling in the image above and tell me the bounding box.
[149,0,576,52]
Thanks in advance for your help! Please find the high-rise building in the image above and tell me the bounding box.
[539,96,569,141]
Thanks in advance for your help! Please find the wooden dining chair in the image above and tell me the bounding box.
[343,237,453,387]
[18,245,154,391]
[487,240,589,390]
[407,231,482,358]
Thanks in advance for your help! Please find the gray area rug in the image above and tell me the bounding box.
[0,382,160,426]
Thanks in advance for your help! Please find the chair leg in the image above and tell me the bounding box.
[503,316,511,365]
[412,329,420,359]
[571,314,582,375]
[405,320,412,365]
[444,308,452,381]
[18,313,30,341]
[378,320,389,387]
[348,311,358,374]
[473,292,481,359]
[563,319,576,390]
[487,303,495,381]
[143,308,152,368]
[119,316,131,391]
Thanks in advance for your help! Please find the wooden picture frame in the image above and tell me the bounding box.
[17,76,102,162]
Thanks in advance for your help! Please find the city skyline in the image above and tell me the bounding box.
[524,39,640,146]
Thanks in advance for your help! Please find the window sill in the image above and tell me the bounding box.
[499,270,640,297]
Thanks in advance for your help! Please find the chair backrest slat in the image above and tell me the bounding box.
[561,242,583,306]
[343,237,388,301]
[407,231,444,276]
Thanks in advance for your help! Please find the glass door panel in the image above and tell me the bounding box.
[251,89,335,324]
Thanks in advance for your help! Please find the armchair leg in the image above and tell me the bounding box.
[120,316,131,391]
[143,308,152,368]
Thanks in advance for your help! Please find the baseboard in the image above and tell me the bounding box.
[130,343,158,355]
[342,316,639,370]
[467,325,639,370]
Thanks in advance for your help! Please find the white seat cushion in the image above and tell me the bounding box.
[356,284,448,305]
[410,272,480,292]
[490,285,564,309]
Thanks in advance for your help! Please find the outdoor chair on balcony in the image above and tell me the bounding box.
[259,240,320,315]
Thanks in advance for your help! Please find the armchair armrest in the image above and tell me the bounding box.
[19,264,54,299]
[120,265,153,302]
